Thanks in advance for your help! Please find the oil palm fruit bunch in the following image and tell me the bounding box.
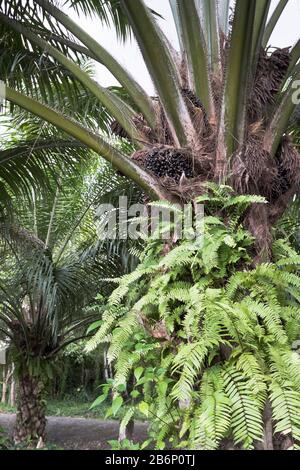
[144,146,194,182]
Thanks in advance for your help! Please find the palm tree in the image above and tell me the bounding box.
[0,0,299,449]
[0,136,140,444]
[0,0,299,260]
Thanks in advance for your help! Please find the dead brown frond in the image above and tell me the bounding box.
[161,175,207,200]
[110,120,129,139]
[179,56,189,89]
[181,88,211,134]
[232,136,278,198]
[248,48,291,122]
[110,113,156,143]
[154,101,174,146]
[131,149,149,165]
[211,72,223,113]
[248,120,265,138]
[277,137,300,189]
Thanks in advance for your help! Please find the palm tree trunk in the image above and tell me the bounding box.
[262,401,274,450]
[14,372,46,446]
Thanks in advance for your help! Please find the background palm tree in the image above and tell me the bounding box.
[0,118,142,443]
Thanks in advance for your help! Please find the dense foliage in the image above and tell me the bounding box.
[0,0,299,450]
[88,186,300,450]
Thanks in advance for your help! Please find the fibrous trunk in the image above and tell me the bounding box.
[14,372,46,446]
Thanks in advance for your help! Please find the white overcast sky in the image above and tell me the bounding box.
[65,0,299,94]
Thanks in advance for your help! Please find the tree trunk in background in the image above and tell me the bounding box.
[59,358,69,397]
[118,419,134,441]
[118,373,135,442]
[1,366,7,403]
[94,356,101,389]
[103,346,112,381]
[1,365,13,404]
[9,365,16,407]
[13,372,46,446]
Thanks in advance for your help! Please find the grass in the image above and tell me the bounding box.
[47,398,111,419]
[0,402,15,414]
[0,397,145,421]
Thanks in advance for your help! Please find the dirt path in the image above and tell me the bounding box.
[0,413,148,450]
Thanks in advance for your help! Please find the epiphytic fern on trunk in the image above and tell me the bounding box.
[88,187,300,450]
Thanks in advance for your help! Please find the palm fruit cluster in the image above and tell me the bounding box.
[144,147,194,183]
[181,88,208,115]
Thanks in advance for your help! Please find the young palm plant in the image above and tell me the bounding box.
[0,143,140,445]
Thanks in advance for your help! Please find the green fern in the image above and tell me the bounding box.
[270,382,300,449]
[195,367,231,450]
[223,366,264,449]
[90,186,300,449]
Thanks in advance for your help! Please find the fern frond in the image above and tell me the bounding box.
[223,366,264,449]
[108,311,139,363]
[235,352,267,398]
[244,298,287,345]
[270,381,300,448]
[109,267,154,307]
[171,341,208,401]
[222,194,266,209]
[194,366,231,449]
[88,187,300,449]
[158,243,196,269]
[85,306,126,352]
[269,347,300,393]
[276,256,300,267]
